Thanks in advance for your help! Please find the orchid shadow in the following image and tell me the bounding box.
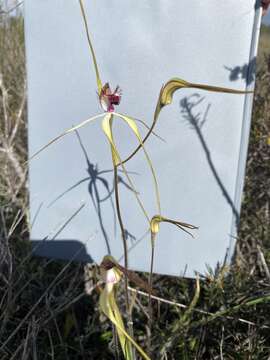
[179,94,240,228]
[48,130,137,255]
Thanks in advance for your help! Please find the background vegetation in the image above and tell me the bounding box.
[0,9,270,360]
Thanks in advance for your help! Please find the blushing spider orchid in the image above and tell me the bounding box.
[28,1,253,358]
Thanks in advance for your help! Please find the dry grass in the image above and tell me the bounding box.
[259,25,270,60]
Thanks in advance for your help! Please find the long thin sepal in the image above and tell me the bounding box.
[122,77,252,164]
[100,258,151,360]
[28,113,104,162]
[102,113,150,222]
[78,0,103,93]
[113,112,161,215]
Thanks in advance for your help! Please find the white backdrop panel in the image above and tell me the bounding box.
[25,0,261,277]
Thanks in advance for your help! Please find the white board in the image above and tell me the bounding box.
[25,0,261,277]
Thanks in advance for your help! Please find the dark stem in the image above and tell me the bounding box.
[112,324,120,360]
[147,232,155,354]
[113,165,136,359]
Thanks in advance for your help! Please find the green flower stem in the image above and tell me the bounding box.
[113,164,136,360]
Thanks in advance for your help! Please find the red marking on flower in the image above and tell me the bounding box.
[99,83,122,112]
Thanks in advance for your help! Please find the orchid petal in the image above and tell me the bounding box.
[28,113,104,162]
[99,257,151,360]
[79,0,102,93]
[122,77,252,164]
[150,215,198,237]
[114,112,161,215]
[102,113,151,222]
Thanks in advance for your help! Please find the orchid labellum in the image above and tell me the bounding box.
[99,83,122,112]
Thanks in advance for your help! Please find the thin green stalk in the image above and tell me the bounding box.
[112,113,162,353]
[113,112,161,217]
[102,113,150,223]
[147,231,156,354]
[113,164,136,360]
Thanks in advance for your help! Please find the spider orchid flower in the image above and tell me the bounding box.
[148,215,197,286]
[99,83,122,112]
[150,215,198,241]
[148,215,198,295]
